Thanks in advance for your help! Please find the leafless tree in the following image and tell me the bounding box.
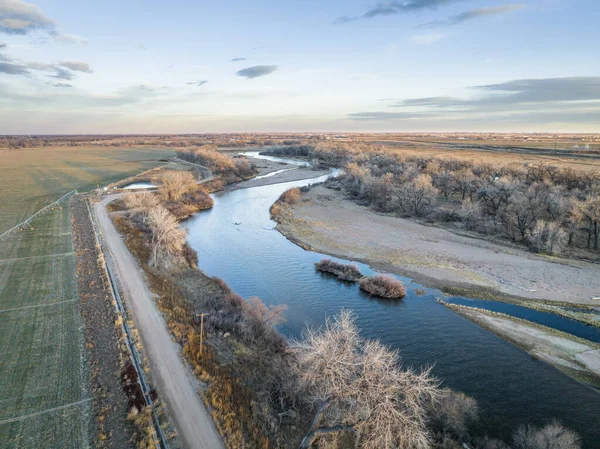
[291,311,439,449]
[123,191,160,215]
[575,194,600,249]
[526,220,568,255]
[453,168,477,200]
[154,170,198,201]
[513,421,581,449]
[397,174,439,216]
[147,206,187,265]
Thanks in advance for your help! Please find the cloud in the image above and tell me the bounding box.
[235,65,278,79]
[186,80,208,87]
[410,31,447,44]
[54,33,89,44]
[59,61,92,73]
[420,3,525,28]
[0,0,55,35]
[52,82,71,88]
[0,50,93,80]
[349,77,600,123]
[335,0,461,23]
[347,111,427,120]
[0,60,27,74]
[231,57,246,62]
[0,41,6,48]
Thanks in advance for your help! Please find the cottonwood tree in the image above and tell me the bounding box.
[154,170,198,201]
[397,174,439,216]
[123,191,160,215]
[453,168,477,200]
[147,206,187,265]
[575,194,600,250]
[291,311,439,449]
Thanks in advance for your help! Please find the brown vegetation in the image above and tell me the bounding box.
[264,143,600,259]
[359,275,407,299]
[176,145,257,183]
[314,258,363,282]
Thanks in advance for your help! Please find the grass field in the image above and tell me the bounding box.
[0,204,91,448]
[0,146,173,232]
[0,145,172,448]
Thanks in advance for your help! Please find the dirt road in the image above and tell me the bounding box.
[93,195,224,449]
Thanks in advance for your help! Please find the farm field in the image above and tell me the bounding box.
[0,146,173,232]
[0,204,91,448]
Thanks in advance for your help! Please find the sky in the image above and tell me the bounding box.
[0,0,599,134]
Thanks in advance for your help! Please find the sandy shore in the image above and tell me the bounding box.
[231,156,328,190]
[275,185,600,306]
[444,303,600,385]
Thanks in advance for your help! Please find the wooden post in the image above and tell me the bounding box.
[195,313,209,356]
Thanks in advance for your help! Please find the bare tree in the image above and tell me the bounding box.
[292,311,439,449]
[397,174,439,216]
[513,421,581,449]
[147,206,187,265]
[453,168,477,200]
[154,170,198,201]
[575,194,600,250]
[526,220,568,255]
[123,191,160,215]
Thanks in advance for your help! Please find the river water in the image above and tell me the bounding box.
[184,169,600,446]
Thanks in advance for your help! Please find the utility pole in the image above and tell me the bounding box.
[195,313,209,355]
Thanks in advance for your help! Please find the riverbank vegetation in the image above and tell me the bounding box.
[106,153,583,449]
[176,145,258,183]
[263,143,600,260]
[109,185,524,449]
[314,259,363,281]
[359,275,407,299]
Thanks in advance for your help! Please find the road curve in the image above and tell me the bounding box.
[93,195,224,449]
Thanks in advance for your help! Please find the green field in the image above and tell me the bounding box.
[0,145,172,447]
[0,146,173,232]
[0,204,91,448]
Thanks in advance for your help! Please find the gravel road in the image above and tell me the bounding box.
[94,195,224,449]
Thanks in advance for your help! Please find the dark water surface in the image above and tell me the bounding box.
[185,174,600,446]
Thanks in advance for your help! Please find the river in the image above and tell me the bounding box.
[184,167,600,446]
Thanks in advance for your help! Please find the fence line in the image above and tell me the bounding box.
[0,189,78,241]
[85,199,170,449]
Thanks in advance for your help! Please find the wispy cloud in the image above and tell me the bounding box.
[410,31,448,44]
[0,0,54,35]
[59,61,93,73]
[0,0,87,43]
[186,80,208,87]
[0,50,93,80]
[231,57,247,62]
[349,77,600,122]
[420,3,525,28]
[235,65,278,79]
[335,0,461,23]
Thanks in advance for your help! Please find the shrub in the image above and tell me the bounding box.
[359,275,406,299]
[428,389,479,439]
[513,421,581,449]
[278,187,301,205]
[314,258,363,282]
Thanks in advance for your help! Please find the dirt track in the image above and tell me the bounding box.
[93,195,224,449]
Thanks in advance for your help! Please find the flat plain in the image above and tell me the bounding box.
[0,145,173,232]
[0,145,172,448]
